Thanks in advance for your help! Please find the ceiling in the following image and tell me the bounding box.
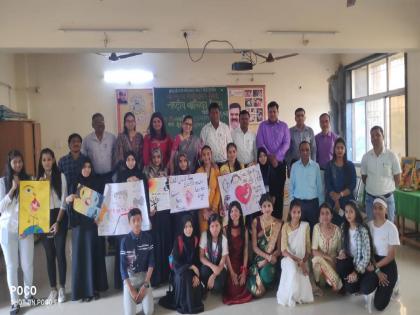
[0,0,419,53]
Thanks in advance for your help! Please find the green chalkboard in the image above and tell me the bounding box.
[153,87,228,137]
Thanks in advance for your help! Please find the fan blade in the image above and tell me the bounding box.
[117,53,142,59]
[253,52,268,59]
[273,53,299,60]
[347,0,356,7]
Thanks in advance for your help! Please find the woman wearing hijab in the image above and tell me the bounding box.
[144,147,172,286]
[160,214,204,313]
[65,159,108,302]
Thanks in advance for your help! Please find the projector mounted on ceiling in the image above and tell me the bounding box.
[232,62,253,71]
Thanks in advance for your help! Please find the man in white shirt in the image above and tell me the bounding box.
[200,103,232,165]
[361,126,401,222]
[231,110,257,166]
[82,113,116,192]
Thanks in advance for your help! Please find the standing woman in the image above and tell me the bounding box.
[143,112,172,169]
[37,148,68,304]
[277,200,313,307]
[169,115,203,174]
[144,147,172,286]
[223,201,252,305]
[66,159,108,302]
[336,201,376,312]
[247,193,282,298]
[311,203,343,293]
[368,198,400,311]
[325,138,357,225]
[114,151,147,289]
[172,153,200,238]
[114,112,144,170]
[196,146,221,233]
[0,150,34,315]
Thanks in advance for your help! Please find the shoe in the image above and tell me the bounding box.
[83,297,93,302]
[58,288,66,303]
[23,295,35,306]
[93,292,100,300]
[392,276,400,300]
[364,292,374,314]
[46,289,58,305]
[10,303,20,315]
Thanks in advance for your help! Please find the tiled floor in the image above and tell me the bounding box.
[1,234,419,315]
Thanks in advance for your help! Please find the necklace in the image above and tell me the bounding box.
[261,217,274,239]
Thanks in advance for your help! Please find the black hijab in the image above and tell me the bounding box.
[173,214,196,265]
[117,151,143,183]
[258,147,270,185]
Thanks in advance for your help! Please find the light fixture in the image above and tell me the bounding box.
[59,28,149,33]
[266,30,338,35]
[104,69,154,84]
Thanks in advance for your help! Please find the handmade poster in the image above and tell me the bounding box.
[97,181,150,236]
[116,89,154,135]
[148,177,170,211]
[227,85,265,133]
[19,181,50,236]
[217,164,266,216]
[415,160,420,190]
[169,173,209,213]
[73,185,104,219]
[400,157,416,190]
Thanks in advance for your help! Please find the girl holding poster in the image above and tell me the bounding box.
[0,150,34,315]
[37,148,68,304]
[196,146,221,233]
[223,201,252,305]
[247,193,282,298]
[173,153,200,238]
[144,147,172,286]
[114,151,148,289]
[66,159,108,302]
[219,143,244,176]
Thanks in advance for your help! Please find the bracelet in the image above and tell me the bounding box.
[375,268,381,274]
[240,265,248,274]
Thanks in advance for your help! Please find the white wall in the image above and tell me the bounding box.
[407,51,420,157]
[14,53,339,158]
[0,54,17,110]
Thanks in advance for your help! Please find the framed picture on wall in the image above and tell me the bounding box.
[400,157,416,191]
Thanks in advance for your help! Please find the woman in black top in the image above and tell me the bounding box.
[66,159,108,301]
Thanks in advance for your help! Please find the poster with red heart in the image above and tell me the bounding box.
[217,164,266,216]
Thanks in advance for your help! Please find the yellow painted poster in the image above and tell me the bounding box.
[116,89,154,135]
[19,181,50,236]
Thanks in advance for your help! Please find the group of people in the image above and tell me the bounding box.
[0,100,402,315]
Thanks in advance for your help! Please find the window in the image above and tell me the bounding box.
[345,53,406,162]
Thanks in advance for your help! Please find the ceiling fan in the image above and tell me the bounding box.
[108,52,142,61]
[253,52,299,64]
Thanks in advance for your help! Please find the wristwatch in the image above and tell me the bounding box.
[143,282,150,288]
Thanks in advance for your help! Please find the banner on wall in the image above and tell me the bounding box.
[217,164,266,216]
[97,181,150,236]
[19,181,50,236]
[73,185,104,219]
[116,89,154,135]
[154,87,228,136]
[148,177,170,212]
[227,86,266,133]
[169,173,209,213]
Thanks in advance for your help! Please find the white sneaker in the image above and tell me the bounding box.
[46,289,58,305]
[364,292,374,314]
[58,288,66,303]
